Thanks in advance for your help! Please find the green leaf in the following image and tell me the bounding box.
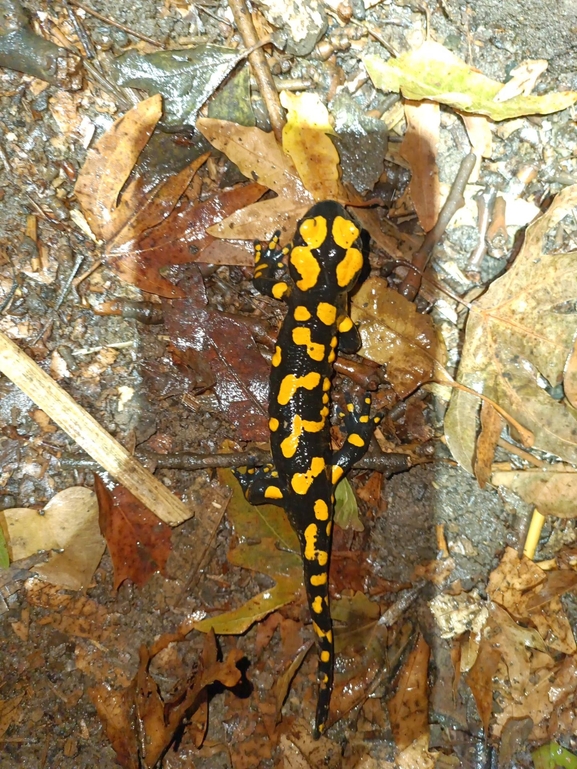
[533,742,577,769]
[364,41,577,122]
[192,469,303,635]
[334,477,364,532]
[0,524,9,568]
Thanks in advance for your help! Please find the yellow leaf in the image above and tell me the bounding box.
[280,91,344,202]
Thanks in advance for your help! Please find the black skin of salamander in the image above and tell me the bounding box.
[234,200,381,738]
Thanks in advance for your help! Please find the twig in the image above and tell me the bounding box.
[62,0,97,58]
[59,448,413,476]
[227,0,285,143]
[66,0,165,47]
[523,509,546,560]
[400,152,477,300]
[0,331,192,526]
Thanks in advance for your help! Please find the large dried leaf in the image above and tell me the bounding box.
[95,476,172,590]
[75,95,162,240]
[0,487,105,590]
[351,277,447,398]
[364,41,577,121]
[192,469,302,635]
[492,467,577,518]
[387,634,430,751]
[445,184,577,472]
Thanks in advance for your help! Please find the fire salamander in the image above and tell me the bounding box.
[234,200,381,737]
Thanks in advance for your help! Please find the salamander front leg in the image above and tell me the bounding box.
[252,232,292,302]
[331,393,382,485]
[233,464,286,505]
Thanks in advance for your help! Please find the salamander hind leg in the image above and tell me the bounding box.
[233,464,285,505]
[332,393,383,482]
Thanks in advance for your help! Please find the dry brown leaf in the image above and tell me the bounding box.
[396,734,437,769]
[351,277,447,398]
[0,487,105,590]
[75,95,163,241]
[564,336,577,407]
[400,100,440,232]
[465,633,501,732]
[460,114,493,182]
[492,467,577,518]
[387,634,430,751]
[474,401,504,488]
[445,184,577,473]
[495,59,548,102]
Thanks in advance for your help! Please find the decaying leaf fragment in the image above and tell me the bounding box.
[445,184,577,472]
[364,41,577,121]
[90,629,242,769]
[351,277,447,398]
[387,634,430,751]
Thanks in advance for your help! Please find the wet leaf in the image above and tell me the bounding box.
[330,92,388,196]
[492,467,577,518]
[351,277,447,398]
[334,477,364,532]
[364,41,577,121]
[387,634,430,751]
[400,100,440,232]
[192,469,302,634]
[88,682,139,769]
[0,487,105,590]
[445,184,577,472]
[95,475,172,590]
[164,298,270,441]
[280,91,344,202]
[113,45,244,126]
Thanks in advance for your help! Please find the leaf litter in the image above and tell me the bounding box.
[4,4,577,764]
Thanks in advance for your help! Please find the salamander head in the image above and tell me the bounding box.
[288,201,365,295]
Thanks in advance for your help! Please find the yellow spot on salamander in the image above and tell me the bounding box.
[300,215,328,248]
[332,215,359,249]
[304,523,318,561]
[321,650,330,663]
[294,305,312,321]
[348,433,365,447]
[336,248,363,288]
[327,350,336,363]
[359,415,369,423]
[290,247,320,291]
[317,550,328,566]
[278,372,320,406]
[272,281,288,299]
[321,674,329,684]
[330,336,338,348]
[314,499,329,520]
[338,316,354,333]
[317,302,337,326]
[291,456,326,495]
[347,402,355,412]
[326,521,332,536]
[312,622,333,643]
[323,377,331,392]
[322,393,329,404]
[272,346,282,367]
[332,465,344,484]
[310,572,327,585]
[269,417,279,431]
[280,414,326,458]
[292,327,325,362]
[264,486,283,500]
[311,595,323,614]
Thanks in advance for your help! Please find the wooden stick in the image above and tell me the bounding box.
[0,332,192,526]
[523,508,546,560]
